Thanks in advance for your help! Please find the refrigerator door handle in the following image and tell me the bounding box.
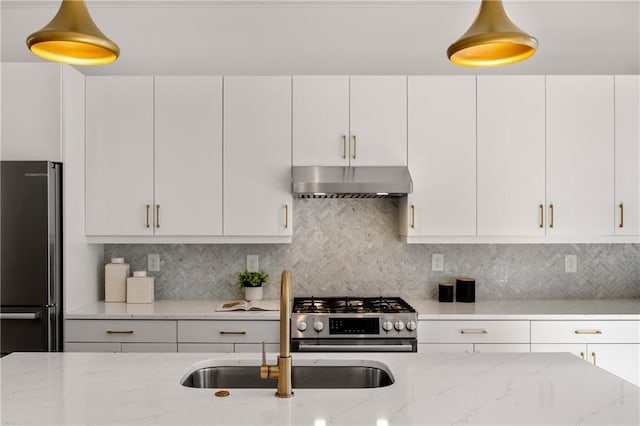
[0,312,40,320]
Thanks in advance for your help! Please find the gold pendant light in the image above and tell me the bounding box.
[447,0,537,67]
[26,0,119,66]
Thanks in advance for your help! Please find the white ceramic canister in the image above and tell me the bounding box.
[126,271,154,304]
[105,258,130,302]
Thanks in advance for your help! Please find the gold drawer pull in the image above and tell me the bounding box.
[352,134,357,159]
[539,204,544,228]
[580,352,585,360]
[342,135,347,159]
[145,204,150,228]
[549,203,554,228]
[619,203,624,228]
[284,205,289,229]
[574,330,602,335]
[156,204,160,228]
[106,330,134,334]
[410,205,415,229]
[219,330,247,335]
[591,352,597,365]
[460,329,488,335]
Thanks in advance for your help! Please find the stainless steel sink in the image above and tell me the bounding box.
[181,361,394,389]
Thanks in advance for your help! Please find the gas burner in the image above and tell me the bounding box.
[292,296,416,314]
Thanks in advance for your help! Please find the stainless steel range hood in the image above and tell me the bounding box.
[291,166,413,198]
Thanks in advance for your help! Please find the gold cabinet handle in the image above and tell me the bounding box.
[591,352,597,365]
[460,329,488,335]
[574,330,602,335]
[539,204,544,228]
[352,134,357,159]
[410,205,415,229]
[580,352,585,360]
[219,330,247,335]
[106,330,134,334]
[284,204,289,229]
[145,204,150,228]
[342,134,347,159]
[156,204,160,228]
[549,204,554,229]
[619,203,624,228]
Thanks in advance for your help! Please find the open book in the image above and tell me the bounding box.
[216,300,279,312]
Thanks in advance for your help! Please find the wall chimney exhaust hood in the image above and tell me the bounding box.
[292,166,413,198]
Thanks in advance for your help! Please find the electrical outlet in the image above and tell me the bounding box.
[148,254,160,272]
[432,254,444,272]
[246,255,259,272]
[565,255,577,273]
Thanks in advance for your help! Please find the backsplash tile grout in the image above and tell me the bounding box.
[105,199,640,301]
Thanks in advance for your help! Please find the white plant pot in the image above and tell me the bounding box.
[244,286,263,301]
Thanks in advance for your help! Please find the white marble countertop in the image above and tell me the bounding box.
[1,351,638,425]
[66,299,640,320]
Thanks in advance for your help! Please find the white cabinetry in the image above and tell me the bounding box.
[401,76,476,238]
[177,320,279,353]
[1,63,61,161]
[477,76,546,236]
[154,76,223,236]
[418,320,530,353]
[86,76,154,236]
[546,76,614,236]
[223,77,292,237]
[292,76,406,167]
[531,320,640,386]
[614,75,640,236]
[65,319,177,353]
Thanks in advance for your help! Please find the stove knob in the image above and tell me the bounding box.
[313,321,324,332]
[406,320,417,331]
[382,321,393,332]
[297,321,307,332]
[394,321,405,331]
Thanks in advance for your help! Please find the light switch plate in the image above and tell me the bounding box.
[565,255,577,273]
[246,255,259,272]
[148,253,160,272]
[432,254,444,272]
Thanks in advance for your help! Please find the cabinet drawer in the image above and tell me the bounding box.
[178,343,234,353]
[177,320,279,343]
[65,342,122,352]
[531,321,640,343]
[418,343,473,353]
[65,320,177,343]
[121,343,177,353]
[418,320,529,343]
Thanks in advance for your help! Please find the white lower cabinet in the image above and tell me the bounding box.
[474,344,530,353]
[418,343,473,353]
[177,320,279,353]
[65,320,177,352]
[530,321,640,386]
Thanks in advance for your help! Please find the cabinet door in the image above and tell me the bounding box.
[1,63,61,161]
[85,76,154,236]
[349,76,407,166]
[531,343,587,360]
[223,77,292,237]
[546,76,614,236]
[588,343,640,386]
[614,76,640,236]
[154,76,223,236]
[404,76,476,236]
[474,343,530,353]
[292,76,350,166]
[477,76,546,236]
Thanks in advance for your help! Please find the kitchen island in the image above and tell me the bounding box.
[1,351,638,425]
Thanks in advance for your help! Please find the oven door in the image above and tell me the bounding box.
[292,338,417,352]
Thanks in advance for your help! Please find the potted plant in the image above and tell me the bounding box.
[237,270,269,301]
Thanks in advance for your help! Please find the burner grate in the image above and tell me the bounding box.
[292,296,415,314]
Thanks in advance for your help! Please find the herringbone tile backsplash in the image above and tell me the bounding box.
[105,199,640,301]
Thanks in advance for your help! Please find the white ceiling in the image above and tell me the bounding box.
[1,0,639,76]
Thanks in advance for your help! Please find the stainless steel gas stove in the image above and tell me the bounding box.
[290,296,418,352]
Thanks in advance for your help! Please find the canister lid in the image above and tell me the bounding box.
[111,257,125,264]
[456,277,475,281]
[133,271,147,277]
[439,282,454,286]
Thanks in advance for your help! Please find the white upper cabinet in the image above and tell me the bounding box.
[349,76,407,166]
[477,76,546,236]
[154,76,223,236]
[85,76,154,236]
[402,76,476,237]
[614,75,640,236]
[292,76,350,166]
[546,76,614,236]
[223,77,292,237]
[1,63,61,161]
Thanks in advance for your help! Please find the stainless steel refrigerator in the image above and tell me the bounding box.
[0,161,62,354]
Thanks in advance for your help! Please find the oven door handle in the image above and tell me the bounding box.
[296,343,414,352]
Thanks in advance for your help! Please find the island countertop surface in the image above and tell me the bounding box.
[1,351,638,425]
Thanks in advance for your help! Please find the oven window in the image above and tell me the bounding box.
[329,318,379,334]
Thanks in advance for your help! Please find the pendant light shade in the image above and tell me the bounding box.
[447,0,537,67]
[26,0,119,66]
